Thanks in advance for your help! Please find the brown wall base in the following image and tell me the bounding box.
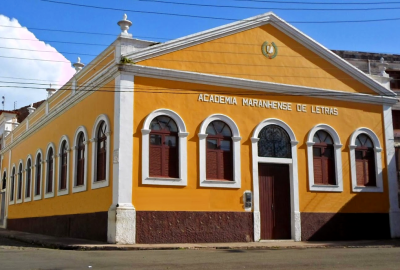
[301,212,391,241]
[7,211,108,242]
[136,211,253,244]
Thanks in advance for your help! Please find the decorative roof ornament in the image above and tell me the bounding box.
[28,103,36,115]
[377,57,389,78]
[73,57,85,73]
[46,84,56,98]
[117,14,133,37]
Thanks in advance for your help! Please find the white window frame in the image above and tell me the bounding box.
[72,126,89,193]
[141,109,188,186]
[33,149,43,201]
[349,128,383,193]
[44,143,56,199]
[91,114,111,189]
[9,165,16,205]
[57,135,70,196]
[306,124,343,192]
[198,114,241,188]
[16,160,24,204]
[24,155,33,202]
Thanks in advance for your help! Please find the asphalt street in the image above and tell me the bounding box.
[1,237,400,270]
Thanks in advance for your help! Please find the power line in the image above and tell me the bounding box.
[0,25,117,37]
[138,0,400,11]
[0,36,110,47]
[0,46,98,57]
[232,0,400,4]
[0,84,393,98]
[40,0,400,23]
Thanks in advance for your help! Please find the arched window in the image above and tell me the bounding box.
[25,158,32,200]
[96,121,107,181]
[142,109,188,186]
[149,116,179,178]
[76,132,86,187]
[73,126,88,193]
[355,134,376,186]
[205,120,233,180]
[17,162,23,202]
[313,130,335,185]
[349,128,383,193]
[46,147,54,194]
[198,114,241,188]
[258,124,291,158]
[2,170,6,190]
[60,141,68,190]
[34,152,42,198]
[306,124,343,192]
[58,136,70,196]
[10,166,15,203]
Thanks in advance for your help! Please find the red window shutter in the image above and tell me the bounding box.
[36,166,41,195]
[48,163,53,193]
[356,157,365,186]
[97,151,106,181]
[221,151,233,180]
[61,163,67,189]
[206,151,218,179]
[326,157,336,185]
[149,146,162,177]
[77,158,85,186]
[365,151,376,186]
[313,157,323,184]
[164,147,178,178]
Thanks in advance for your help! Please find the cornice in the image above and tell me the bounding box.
[121,64,398,106]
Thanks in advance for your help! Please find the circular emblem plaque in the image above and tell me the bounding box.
[261,41,278,59]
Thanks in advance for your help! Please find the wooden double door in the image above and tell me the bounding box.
[259,163,291,240]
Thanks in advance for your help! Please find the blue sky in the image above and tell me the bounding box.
[1,0,399,109]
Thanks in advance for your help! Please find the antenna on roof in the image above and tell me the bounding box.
[1,96,4,110]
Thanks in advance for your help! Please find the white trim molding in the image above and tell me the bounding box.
[72,126,89,193]
[108,72,136,244]
[91,114,111,190]
[57,135,70,196]
[383,105,400,238]
[33,149,43,201]
[251,118,300,242]
[122,65,397,106]
[24,155,33,202]
[125,12,395,98]
[306,124,343,192]
[141,108,188,186]
[9,164,16,205]
[349,128,383,193]
[198,114,241,188]
[44,142,56,199]
[16,160,24,204]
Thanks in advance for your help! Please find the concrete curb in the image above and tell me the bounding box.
[1,229,400,251]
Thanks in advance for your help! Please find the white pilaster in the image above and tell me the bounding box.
[107,72,135,244]
[383,105,400,238]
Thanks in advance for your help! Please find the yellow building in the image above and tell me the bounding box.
[0,13,399,244]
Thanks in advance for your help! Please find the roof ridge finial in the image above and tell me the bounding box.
[117,13,133,38]
[73,57,85,73]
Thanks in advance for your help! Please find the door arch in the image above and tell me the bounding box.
[251,118,300,241]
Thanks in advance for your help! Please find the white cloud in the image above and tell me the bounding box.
[0,14,75,111]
